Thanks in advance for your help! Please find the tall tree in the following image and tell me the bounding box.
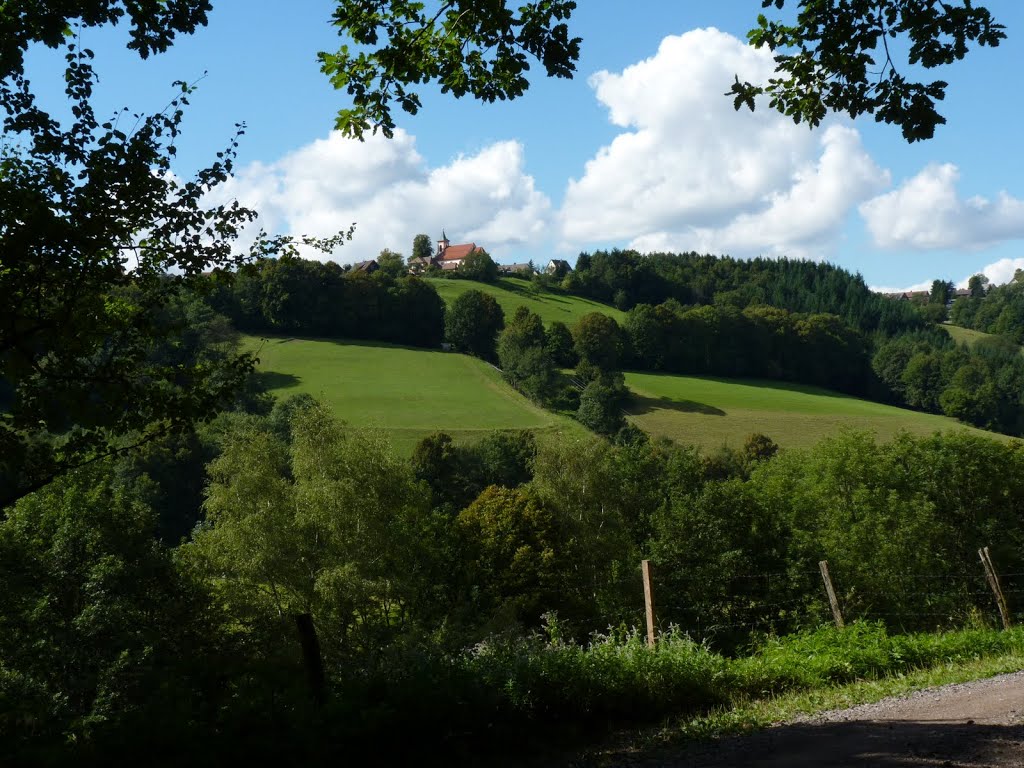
[0,14,346,507]
[929,279,954,305]
[411,233,434,264]
[445,289,505,359]
[377,248,407,277]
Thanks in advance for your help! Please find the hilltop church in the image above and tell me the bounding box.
[409,231,485,273]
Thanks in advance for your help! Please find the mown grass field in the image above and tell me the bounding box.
[426,276,625,326]
[942,323,1024,355]
[624,371,1013,450]
[248,335,584,453]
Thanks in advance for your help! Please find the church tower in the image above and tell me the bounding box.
[437,230,450,257]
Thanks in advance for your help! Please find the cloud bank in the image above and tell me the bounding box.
[212,129,552,262]
[558,28,889,259]
[860,163,1024,251]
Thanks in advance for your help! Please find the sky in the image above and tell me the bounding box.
[22,1,1024,291]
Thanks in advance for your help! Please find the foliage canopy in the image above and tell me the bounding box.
[321,0,1003,140]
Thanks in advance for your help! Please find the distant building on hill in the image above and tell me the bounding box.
[353,259,380,274]
[435,231,484,271]
[408,230,489,274]
[499,262,532,276]
[880,289,929,302]
[546,259,572,278]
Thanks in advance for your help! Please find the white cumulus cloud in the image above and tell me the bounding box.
[956,257,1024,288]
[860,164,1024,251]
[212,129,552,262]
[559,28,889,259]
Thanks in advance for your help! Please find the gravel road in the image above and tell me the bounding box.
[604,671,1024,767]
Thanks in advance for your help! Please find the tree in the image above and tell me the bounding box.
[0,466,221,755]
[445,289,505,359]
[929,279,954,306]
[576,379,627,436]
[0,1,212,81]
[0,14,347,508]
[572,313,623,380]
[459,248,500,283]
[185,403,432,661]
[411,233,433,264]
[377,248,407,277]
[497,307,557,402]
[969,273,990,298]
[545,321,577,368]
[321,1,1003,141]
[456,485,563,629]
[729,1,1004,142]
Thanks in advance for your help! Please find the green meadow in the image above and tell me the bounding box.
[247,335,1015,457]
[624,371,1013,450]
[942,323,1024,354]
[248,336,582,453]
[426,276,625,326]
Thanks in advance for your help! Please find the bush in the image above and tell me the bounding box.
[576,379,627,435]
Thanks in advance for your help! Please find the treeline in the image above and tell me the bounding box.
[205,255,446,348]
[873,326,1024,435]
[624,302,873,394]
[950,270,1024,344]
[564,249,925,335]
[5,393,1024,763]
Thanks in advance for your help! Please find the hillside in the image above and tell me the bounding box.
[248,334,1014,457]
[426,276,625,326]
[249,336,584,453]
[942,323,1024,355]
[624,371,1014,450]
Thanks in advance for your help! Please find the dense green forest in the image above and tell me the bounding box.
[567,249,925,334]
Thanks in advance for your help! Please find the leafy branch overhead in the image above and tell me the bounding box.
[322,0,1003,142]
[320,0,582,138]
[729,0,1006,141]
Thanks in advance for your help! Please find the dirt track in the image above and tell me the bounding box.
[607,671,1024,767]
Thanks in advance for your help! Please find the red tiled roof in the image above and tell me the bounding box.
[439,243,480,261]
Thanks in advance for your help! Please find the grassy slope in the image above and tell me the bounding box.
[248,332,1014,457]
[942,323,1024,355]
[249,336,584,454]
[426,276,626,326]
[624,371,1013,450]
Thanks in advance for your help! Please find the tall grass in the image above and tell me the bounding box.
[329,621,1024,760]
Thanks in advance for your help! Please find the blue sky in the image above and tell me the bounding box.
[24,1,1024,291]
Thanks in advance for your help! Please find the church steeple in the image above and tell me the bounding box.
[437,230,450,256]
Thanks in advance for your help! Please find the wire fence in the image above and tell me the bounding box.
[618,551,1022,649]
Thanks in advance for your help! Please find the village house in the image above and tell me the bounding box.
[499,262,532,276]
[352,259,380,274]
[546,259,572,277]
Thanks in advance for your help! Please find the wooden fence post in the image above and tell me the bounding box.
[819,560,845,628]
[641,559,657,647]
[979,546,1012,630]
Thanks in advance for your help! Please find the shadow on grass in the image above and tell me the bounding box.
[253,370,301,391]
[627,393,726,416]
[626,370,855,401]
[254,333,443,354]
[495,278,577,307]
